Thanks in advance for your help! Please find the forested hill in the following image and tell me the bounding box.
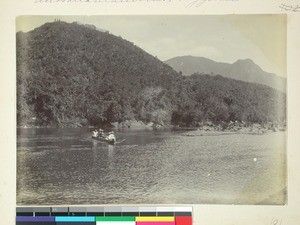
[17,21,286,127]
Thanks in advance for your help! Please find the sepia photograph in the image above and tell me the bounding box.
[16,15,287,205]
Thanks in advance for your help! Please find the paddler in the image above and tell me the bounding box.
[98,128,105,138]
[107,131,116,143]
[92,129,98,137]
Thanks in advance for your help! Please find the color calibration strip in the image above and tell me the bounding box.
[16,206,192,225]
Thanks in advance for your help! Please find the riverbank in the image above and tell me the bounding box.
[184,121,286,136]
[17,119,167,129]
[18,119,286,134]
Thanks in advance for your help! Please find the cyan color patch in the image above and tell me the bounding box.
[55,216,95,222]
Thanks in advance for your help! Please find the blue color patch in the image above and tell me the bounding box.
[55,216,95,222]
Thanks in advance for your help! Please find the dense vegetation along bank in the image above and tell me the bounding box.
[17,21,286,128]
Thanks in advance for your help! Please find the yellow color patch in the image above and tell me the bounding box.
[135,217,174,222]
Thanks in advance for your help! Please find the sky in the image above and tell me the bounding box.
[16,15,286,77]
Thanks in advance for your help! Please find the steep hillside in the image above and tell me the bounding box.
[165,56,286,92]
[17,21,179,126]
[185,74,286,125]
[17,21,286,127]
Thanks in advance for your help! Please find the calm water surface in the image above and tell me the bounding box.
[17,128,286,205]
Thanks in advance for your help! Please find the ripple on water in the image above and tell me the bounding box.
[17,129,286,205]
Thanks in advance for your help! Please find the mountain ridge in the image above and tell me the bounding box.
[164,55,286,92]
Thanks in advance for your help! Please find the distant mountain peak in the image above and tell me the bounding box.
[234,58,254,64]
[232,58,264,73]
[164,56,286,92]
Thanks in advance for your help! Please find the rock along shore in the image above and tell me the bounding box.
[184,120,286,136]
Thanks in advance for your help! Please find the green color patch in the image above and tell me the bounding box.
[95,217,135,221]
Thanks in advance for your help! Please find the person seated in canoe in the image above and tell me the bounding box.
[98,128,106,138]
[92,129,99,137]
[106,131,116,143]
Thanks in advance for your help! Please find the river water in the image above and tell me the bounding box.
[17,128,286,205]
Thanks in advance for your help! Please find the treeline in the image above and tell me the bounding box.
[171,74,286,126]
[16,21,286,127]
